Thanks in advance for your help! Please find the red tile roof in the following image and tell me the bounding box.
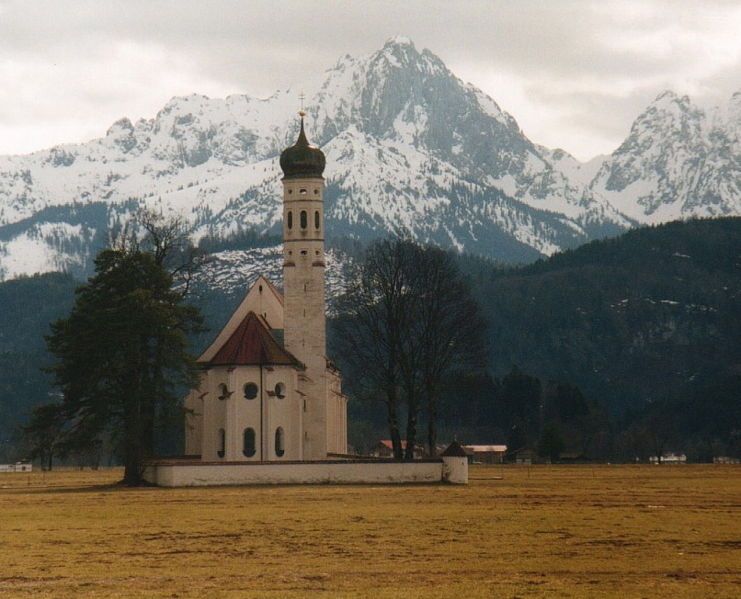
[208,311,300,367]
[377,440,425,450]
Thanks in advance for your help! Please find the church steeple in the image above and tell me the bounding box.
[279,114,326,180]
[280,110,328,460]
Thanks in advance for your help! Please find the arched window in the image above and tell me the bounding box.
[218,384,230,400]
[217,428,225,458]
[274,382,286,399]
[243,428,256,457]
[314,210,320,229]
[244,383,258,400]
[275,427,285,457]
[287,210,293,229]
[300,210,307,229]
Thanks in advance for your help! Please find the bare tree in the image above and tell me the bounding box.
[411,247,487,456]
[334,239,417,459]
[335,238,487,459]
[110,208,208,296]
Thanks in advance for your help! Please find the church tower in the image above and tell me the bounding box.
[279,114,328,459]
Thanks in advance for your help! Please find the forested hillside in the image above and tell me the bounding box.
[482,217,740,412]
[338,218,741,459]
[0,273,78,459]
[1,218,738,462]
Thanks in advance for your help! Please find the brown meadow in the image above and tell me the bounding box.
[0,465,739,598]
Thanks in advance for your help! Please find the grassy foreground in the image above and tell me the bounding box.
[0,465,739,598]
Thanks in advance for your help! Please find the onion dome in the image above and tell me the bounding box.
[279,114,325,179]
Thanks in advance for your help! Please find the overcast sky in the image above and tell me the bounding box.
[0,0,739,161]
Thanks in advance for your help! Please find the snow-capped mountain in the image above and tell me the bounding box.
[590,91,741,223]
[0,37,738,282]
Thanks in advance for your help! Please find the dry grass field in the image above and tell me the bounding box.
[0,465,739,598]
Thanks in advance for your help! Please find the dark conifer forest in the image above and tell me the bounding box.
[1,217,739,462]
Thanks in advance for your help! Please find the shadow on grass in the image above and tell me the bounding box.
[2,480,159,495]
[4,480,466,495]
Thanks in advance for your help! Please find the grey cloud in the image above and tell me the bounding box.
[0,0,738,158]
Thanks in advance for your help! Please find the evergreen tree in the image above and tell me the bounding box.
[43,248,203,485]
[23,402,66,471]
[538,423,565,463]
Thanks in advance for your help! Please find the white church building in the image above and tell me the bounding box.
[144,116,467,486]
[184,115,348,463]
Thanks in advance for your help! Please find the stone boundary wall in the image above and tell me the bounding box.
[143,457,467,487]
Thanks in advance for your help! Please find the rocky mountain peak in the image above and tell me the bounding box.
[651,89,692,111]
[590,88,739,223]
[0,38,738,282]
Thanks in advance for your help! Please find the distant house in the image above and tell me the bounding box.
[511,448,535,465]
[0,462,32,473]
[713,456,740,464]
[558,452,589,464]
[463,445,507,464]
[371,440,425,459]
[649,452,687,464]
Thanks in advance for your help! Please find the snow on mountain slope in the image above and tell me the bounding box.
[590,91,741,224]
[191,245,347,302]
[0,38,738,281]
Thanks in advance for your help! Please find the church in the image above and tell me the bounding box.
[144,116,467,486]
[183,115,348,462]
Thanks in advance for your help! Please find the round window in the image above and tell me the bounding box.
[275,382,286,399]
[243,383,258,400]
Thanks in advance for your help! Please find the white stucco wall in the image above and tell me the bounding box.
[442,456,468,484]
[197,364,302,462]
[143,460,459,487]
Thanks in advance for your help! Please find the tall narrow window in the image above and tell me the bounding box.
[243,428,256,457]
[287,210,293,229]
[314,210,320,229]
[274,382,286,399]
[300,210,307,229]
[217,428,225,458]
[275,427,285,457]
[218,384,230,400]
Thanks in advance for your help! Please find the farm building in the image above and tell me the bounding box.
[371,440,426,459]
[463,445,507,464]
[649,452,687,464]
[713,456,740,464]
[0,462,32,473]
[512,449,536,465]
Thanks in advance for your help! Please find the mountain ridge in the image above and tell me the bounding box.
[0,37,738,280]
